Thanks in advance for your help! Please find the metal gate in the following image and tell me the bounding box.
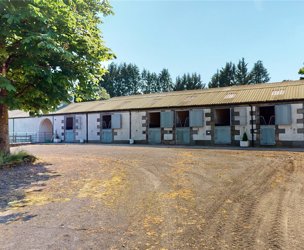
[214,126,231,144]
[101,129,113,143]
[260,125,275,145]
[176,128,190,145]
[148,128,161,144]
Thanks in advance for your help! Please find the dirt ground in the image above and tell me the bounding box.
[0,144,304,250]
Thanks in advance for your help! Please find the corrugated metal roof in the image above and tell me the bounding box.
[53,80,304,114]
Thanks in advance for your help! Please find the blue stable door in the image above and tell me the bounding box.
[214,126,231,144]
[148,128,161,144]
[260,125,275,146]
[176,127,190,145]
[101,129,113,143]
[65,130,75,143]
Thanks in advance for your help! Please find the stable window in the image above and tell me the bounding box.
[215,109,231,126]
[149,112,160,128]
[102,115,111,129]
[176,111,189,127]
[260,106,275,125]
[66,117,74,130]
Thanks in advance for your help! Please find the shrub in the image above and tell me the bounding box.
[242,132,248,141]
[0,150,36,168]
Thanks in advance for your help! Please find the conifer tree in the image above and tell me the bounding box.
[158,69,173,92]
[249,60,270,84]
[235,58,250,85]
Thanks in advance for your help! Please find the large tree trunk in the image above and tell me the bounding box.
[0,103,10,155]
[0,61,10,155]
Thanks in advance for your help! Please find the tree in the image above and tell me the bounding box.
[174,75,186,91]
[100,63,142,96]
[219,62,236,87]
[100,62,119,97]
[149,72,160,93]
[158,68,173,92]
[235,58,250,85]
[208,70,221,88]
[75,87,110,102]
[186,73,205,89]
[0,0,114,154]
[209,62,236,88]
[123,63,141,95]
[249,60,270,84]
[299,65,304,80]
[141,69,158,94]
[208,59,271,88]
[174,73,204,91]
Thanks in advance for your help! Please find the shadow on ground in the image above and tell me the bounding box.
[0,163,60,223]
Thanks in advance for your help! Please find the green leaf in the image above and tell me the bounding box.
[0,76,16,92]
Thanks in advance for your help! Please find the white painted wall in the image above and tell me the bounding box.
[279,103,304,141]
[113,112,130,141]
[88,113,100,141]
[131,111,146,141]
[9,116,54,142]
[193,108,212,141]
[75,114,87,141]
[234,106,256,141]
[53,115,64,140]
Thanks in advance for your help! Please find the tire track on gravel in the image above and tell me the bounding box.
[198,155,292,250]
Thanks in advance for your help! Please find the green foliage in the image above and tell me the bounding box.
[0,76,16,92]
[208,63,236,88]
[299,66,304,80]
[0,150,36,167]
[249,60,270,84]
[209,59,270,88]
[0,0,114,113]
[219,62,236,87]
[100,62,141,96]
[242,132,248,141]
[235,58,250,85]
[101,63,177,96]
[122,63,141,95]
[174,73,205,91]
[208,70,221,88]
[141,69,159,94]
[158,69,173,92]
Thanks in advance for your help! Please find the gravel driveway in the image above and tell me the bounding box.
[1,144,304,249]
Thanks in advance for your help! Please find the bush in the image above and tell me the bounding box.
[0,150,36,168]
[242,132,248,141]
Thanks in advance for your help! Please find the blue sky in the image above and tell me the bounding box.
[101,0,304,84]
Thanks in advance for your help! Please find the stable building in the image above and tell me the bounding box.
[8,80,304,147]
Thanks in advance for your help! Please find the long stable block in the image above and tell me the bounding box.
[8,81,304,147]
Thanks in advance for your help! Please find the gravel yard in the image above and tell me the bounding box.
[0,144,304,249]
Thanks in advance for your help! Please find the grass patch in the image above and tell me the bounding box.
[0,150,37,168]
